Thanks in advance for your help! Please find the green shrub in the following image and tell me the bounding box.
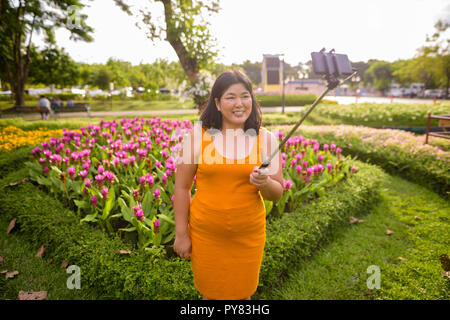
[0,179,199,299]
[256,94,317,107]
[297,125,449,199]
[305,102,450,127]
[0,146,33,178]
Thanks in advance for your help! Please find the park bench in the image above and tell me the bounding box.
[51,103,90,116]
[0,103,90,118]
[425,112,450,144]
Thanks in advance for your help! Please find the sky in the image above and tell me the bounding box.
[35,0,450,66]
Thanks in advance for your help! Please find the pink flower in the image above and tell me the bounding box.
[80,170,88,179]
[132,203,144,222]
[326,163,333,173]
[91,195,98,207]
[82,161,90,170]
[68,167,76,179]
[317,164,323,173]
[146,174,154,186]
[104,171,115,183]
[295,165,302,174]
[153,219,160,233]
[84,179,92,188]
[101,186,108,199]
[98,165,105,174]
[283,180,293,190]
[318,154,324,162]
[154,188,161,201]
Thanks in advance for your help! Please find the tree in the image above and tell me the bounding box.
[418,20,449,98]
[239,60,262,85]
[114,0,220,109]
[93,66,114,91]
[0,0,93,105]
[28,45,80,89]
[392,56,440,89]
[364,61,393,93]
[106,58,132,88]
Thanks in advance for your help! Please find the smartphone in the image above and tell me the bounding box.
[311,51,353,76]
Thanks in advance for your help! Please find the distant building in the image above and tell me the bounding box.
[261,54,283,93]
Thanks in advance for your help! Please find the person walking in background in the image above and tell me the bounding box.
[38,95,51,120]
[173,70,284,300]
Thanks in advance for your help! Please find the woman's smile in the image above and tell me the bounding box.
[215,83,253,130]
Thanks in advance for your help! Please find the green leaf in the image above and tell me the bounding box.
[152,231,162,247]
[142,190,153,219]
[80,214,98,223]
[74,199,89,209]
[263,200,273,216]
[162,229,176,244]
[118,197,132,222]
[36,175,52,187]
[102,187,116,220]
[118,227,137,232]
[158,214,175,225]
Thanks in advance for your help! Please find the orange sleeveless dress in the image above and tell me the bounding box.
[188,127,267,300]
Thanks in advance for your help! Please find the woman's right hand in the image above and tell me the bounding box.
[174,232,192,260]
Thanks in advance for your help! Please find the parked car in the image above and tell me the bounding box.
[386,88,403,97]
[424,89,445,99]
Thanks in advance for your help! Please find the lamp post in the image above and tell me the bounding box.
[281,54,285,114]
[109,82,114,111]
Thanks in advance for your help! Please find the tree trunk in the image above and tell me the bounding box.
[160,0,199,85]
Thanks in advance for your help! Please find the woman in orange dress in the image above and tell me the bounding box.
[173,70,284,300]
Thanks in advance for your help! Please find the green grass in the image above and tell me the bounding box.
[269,174,450,300]
[0,215,105,300]
[0,99,196,112]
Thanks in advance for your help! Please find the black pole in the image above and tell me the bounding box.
[259,71,357,169]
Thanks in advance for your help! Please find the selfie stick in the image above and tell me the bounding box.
[259,49,357,170]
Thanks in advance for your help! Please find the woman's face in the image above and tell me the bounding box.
[215,82,253,130]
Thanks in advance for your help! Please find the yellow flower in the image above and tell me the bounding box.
[0,126,71,152]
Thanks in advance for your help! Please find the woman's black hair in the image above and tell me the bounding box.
[200,70,262,135]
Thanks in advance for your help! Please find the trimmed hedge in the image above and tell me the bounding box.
[0,179,198,299]
[256,94,317,107]
[297,128,449,199]
[0,145,33,177]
